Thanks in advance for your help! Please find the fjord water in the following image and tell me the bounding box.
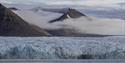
[0,36,125,59]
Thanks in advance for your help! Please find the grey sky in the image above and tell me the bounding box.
[0,0,124,7]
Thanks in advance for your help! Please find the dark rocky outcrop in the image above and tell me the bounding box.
[0,4,50,36]
[8,7,18,11]
[49,8,87,23]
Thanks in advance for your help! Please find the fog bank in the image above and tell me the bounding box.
[15,10,125,35]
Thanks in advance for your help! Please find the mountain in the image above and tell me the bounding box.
[0,4,118,37]
[49,8,87,23]
[31,7,88,23]
[0,4,50,36]
[30,7,112,37]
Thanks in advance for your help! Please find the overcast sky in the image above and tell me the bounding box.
[0,0,124,7]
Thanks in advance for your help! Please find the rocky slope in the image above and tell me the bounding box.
[0,4,50,36]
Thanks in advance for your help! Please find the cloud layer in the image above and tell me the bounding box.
[60,17,125,35]
[1,0,124,7]
[15,10,125,35]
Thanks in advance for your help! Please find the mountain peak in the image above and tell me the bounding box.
[66,8,86,18]
[49,8,87,23]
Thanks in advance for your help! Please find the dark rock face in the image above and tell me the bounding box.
[66,8,86,18]
[49,8,87,23]
[0,4,50,36]
[8,7,18,11]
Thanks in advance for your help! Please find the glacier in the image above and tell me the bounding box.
[0,36,125,59]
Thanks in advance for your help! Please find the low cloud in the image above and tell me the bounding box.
[53,17,125,35]
[15,10,125,35]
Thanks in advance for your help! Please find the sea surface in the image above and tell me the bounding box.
[0,36,125,59]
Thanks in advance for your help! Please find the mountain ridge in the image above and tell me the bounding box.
[49,8,87,23]
[0,4,50,36]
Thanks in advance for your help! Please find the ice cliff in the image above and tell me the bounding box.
[0,36,125,59]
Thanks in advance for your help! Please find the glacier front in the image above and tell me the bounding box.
[0,36,125,59]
